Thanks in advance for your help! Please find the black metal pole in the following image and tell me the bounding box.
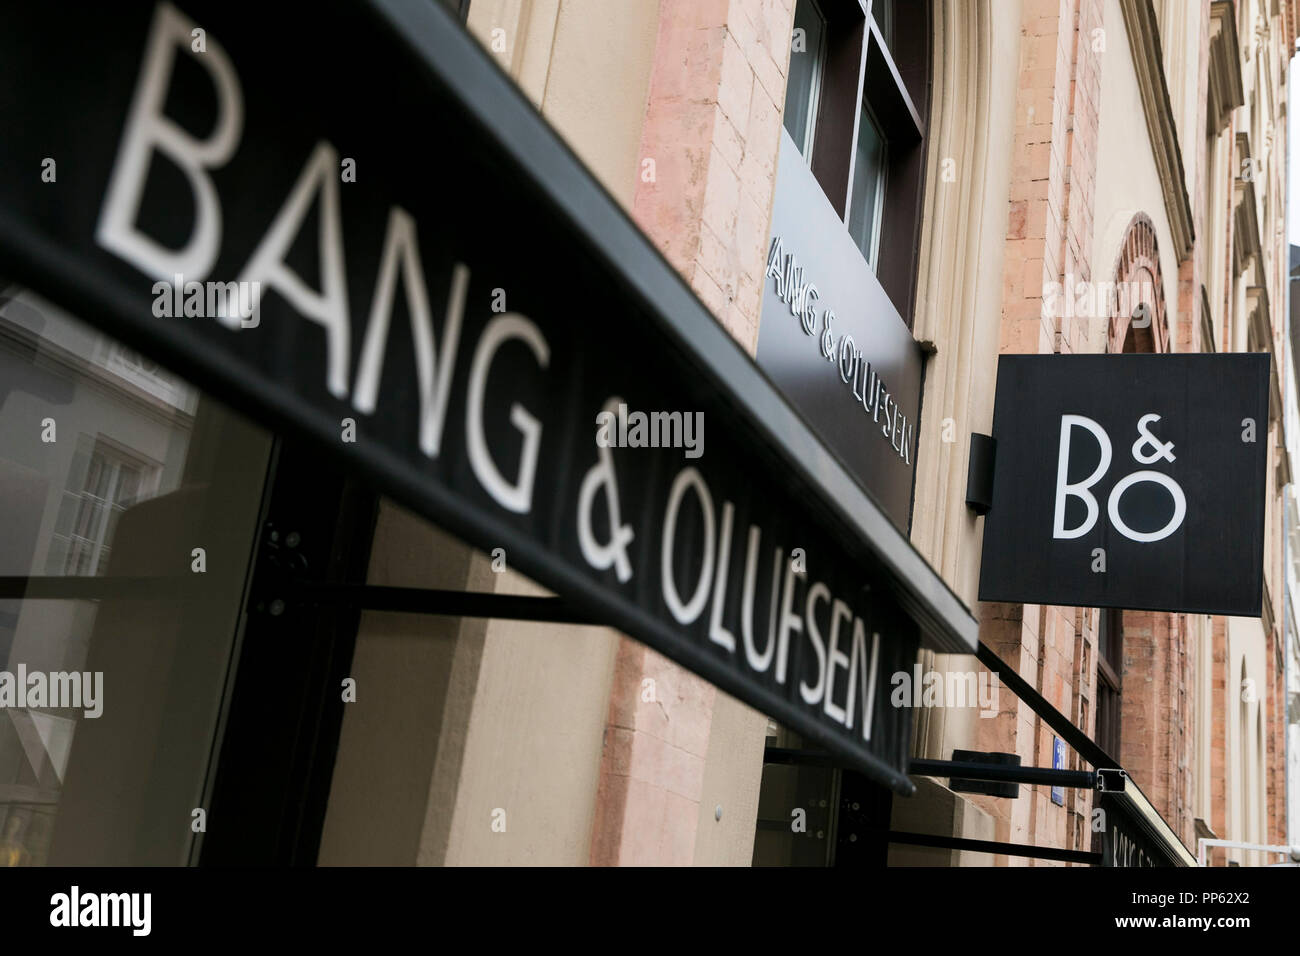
[885,829,1101,865]
[0,576,605,625]
[910,758,1096,790]
[287,582,602,623]
[977,640,1117,769]
[0,575,206,600]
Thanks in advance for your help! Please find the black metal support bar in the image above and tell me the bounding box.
[762,747,838,767]
[910,758,1096,790]
[885,829,1101,865]
[287,582,602,623]
[0,575,206,601]
[965,433,996,515]
[767,749,1099,790]
[977,640,1116,769]
[0,576,605,625]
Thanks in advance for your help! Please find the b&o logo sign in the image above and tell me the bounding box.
[1053,412,1185,544]
[979,354,1269,617]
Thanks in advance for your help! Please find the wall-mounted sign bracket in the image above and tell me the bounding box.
[965,433,996,515]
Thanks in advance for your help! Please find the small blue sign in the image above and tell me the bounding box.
[1051,736,1066,806]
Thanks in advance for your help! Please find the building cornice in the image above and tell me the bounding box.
[1277,419,1293,486]
[1244,284,1281,425]
[1119,0,1195,260]
[1233,133,1264,277]
[1246,284,1272,348]
[1207,2,1246,135]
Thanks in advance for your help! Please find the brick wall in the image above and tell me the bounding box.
[629,0,791,354]
[589,0,794,865]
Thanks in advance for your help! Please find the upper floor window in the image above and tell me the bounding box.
[779,0,929,324]
[848,98,887,269]
[872,0,895,50]
[47,438,159,577]
[1095,607,1124,760]
[783,0,828,159]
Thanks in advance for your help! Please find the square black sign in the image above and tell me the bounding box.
[978,353,1270,617]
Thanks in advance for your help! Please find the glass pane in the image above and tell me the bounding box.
[847,101,887,268]
[117,466,141,508]
[783,0,826,158]
[0,281,273,865]
[872,0,895,53]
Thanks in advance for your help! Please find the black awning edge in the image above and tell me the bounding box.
[1097,769,1199,867]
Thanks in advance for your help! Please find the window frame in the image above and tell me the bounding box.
[784,0,931,325]
[783,0,830,162]
[1096,607,1124,760]
[847,93,889,271]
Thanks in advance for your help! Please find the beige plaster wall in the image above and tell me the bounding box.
[317,504,494,865]
[909,1,1021,775]
[909,0,1022,608]
[690,690,768,865]
[440,575,621,865]
[1225,614,1269,865]
[468,0,662,210]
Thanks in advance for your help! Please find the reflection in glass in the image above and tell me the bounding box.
[0,283,271,865]
[783,0,827,159]
[847,100,888,270]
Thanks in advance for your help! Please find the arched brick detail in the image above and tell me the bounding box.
[1107,213,1169,354]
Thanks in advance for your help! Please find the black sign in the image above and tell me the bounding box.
[978,354,1269,616]
[757,132,924,532]
[1097,792,1161,867]
[0,0,981,790]
[1094,771,1196,867]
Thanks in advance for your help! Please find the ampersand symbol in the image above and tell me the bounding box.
[580,397,636,581]
[820,312,836,361]
[1130,413,1175,463]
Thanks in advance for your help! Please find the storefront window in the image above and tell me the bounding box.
[0,282,272,865]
